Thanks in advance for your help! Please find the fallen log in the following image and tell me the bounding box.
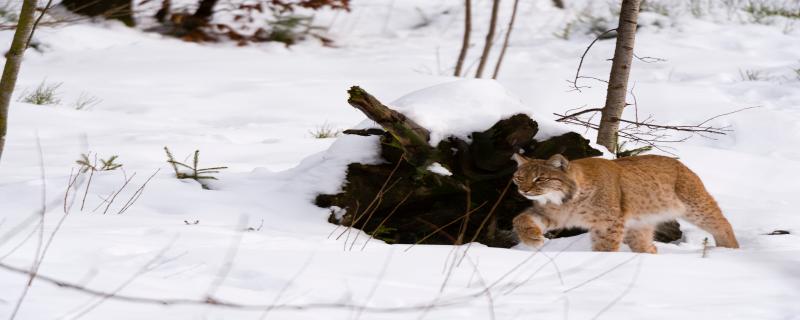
[316,86,681,248]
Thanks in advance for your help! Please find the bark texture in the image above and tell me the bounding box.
[474,0,501,78]
[596,0,640,152]
[453,0,472,77]
[0,0,37,162]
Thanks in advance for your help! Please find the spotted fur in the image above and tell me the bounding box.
[511,154,739,253]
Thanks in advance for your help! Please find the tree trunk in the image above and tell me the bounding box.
[596,0,640,152]
[492,0,520,79]
[193,0,219,19]
[155,0,171,23]
[0,0,37,163]
[474,0,501,78]
[62,0,135,26]
[453,0,472,77]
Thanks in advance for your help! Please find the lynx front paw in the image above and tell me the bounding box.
[513,214,546,249]
[518,236,546,249]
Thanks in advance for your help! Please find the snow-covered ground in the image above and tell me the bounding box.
[1,0,800,319]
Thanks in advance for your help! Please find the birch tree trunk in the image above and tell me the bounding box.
[453,0,472,77]
[596,0,640,152]
[0,0,37,162]
[474,0,501,78]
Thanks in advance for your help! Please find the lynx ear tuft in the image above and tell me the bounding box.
[546,154,569,171]
[512,153,531,165]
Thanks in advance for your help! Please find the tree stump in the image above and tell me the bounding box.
[316,87,681,248]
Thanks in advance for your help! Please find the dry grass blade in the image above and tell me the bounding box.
[206,216,248,299]
[258,253,317,320]
[335,159,404,245]
[9,135,48,320]
[117,169,160,215]
[590,255,644,320]
[361,191,412,251]
[563,254,640,293]
[456,179,513,265]
[63,241,180,320]
[352,249,394,320]
[403,201,488,252]
[0,261,468,312]
[102,172,136,215]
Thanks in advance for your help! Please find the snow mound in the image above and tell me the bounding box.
[381,79,575,145]
[303,80,602,196]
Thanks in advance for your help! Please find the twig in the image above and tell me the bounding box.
[455,184,472,245]
[563,254,640,293]
[0,262,466,312]
[554,105,757,154]
[80,157,97,211]
[349,177,404,251]
[457,179,513,266]
[102,172,136,215]
[25,0,53,48]
[336,159,404,247]
[361,191,412,251]
[64,241,179,320]
[554,108,603,122]
[0,221,42,261]
[590,255,644,320]
[9,135,48,320]
[701,237,709,258]
[117,169,160,215]
[352,249,394,320]
[64,168,80,214]
[501,234,588,296]
[462,255,495,320]
[404,202,488,252]
[206,216,248,299]
[569,28,617,92]
[633,53,666,63]
[258,253,317,320]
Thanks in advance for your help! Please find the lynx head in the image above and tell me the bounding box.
[511,154,576,206]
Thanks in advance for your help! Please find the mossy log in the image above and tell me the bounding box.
[316,87,681,248]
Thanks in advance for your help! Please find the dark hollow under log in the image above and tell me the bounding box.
[62,0,135,27]
[316,87,682,248]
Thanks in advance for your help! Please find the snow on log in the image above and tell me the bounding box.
[315,80,680,248]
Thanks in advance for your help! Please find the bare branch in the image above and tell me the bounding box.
[0,261,466,312]
[568,28,617,92]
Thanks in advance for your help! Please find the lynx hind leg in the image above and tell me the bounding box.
[676,169,740,249]
[682,205,739,248]
[591,221,625,252]
[624,225,657,254]
[513,213,548,248]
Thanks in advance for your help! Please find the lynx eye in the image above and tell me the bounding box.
[537,178,550,182]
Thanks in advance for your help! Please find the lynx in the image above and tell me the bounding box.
[511,154,739,253]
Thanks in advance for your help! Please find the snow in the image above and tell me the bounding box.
[1,0,800,319]
[426,162,452,176]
